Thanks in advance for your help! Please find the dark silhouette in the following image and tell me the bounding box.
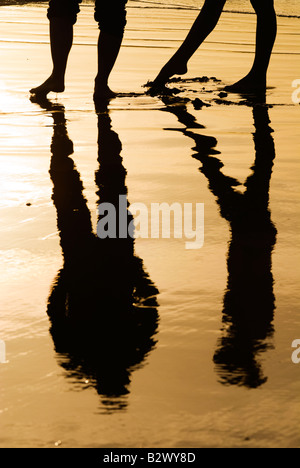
[151,0,277,95]
[160,94,277,388]
[0,0,47,4]
[32,97,159,412]
[30,0,128,101]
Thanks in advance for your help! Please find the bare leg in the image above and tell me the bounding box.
[94,31,123,101]
[151,0,227,87]
[225,0,277,93]
[30,17,73,96]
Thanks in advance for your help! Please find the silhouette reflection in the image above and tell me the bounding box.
[162,95,277,388]
[37,99,159,412]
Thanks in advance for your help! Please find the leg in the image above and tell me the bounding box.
[151,0,227,87]
[30,0,81,96]
[94,0,128,100]
[94,32,124,100]
[225,0,277,93]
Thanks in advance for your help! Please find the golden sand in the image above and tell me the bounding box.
[0,1,299,448]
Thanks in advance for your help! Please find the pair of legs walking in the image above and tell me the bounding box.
[152,0,277,92]
[30,0,277,99]
[30,0,127,100]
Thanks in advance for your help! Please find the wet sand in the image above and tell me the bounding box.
[0,1,300,448]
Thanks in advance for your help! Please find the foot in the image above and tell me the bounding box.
[30,75,65,97]
[224,74,267,95]
[93,82,116,102]
[150,56,188,88]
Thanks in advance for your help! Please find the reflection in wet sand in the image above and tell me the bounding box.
[34,98,159,412]
[161,95,277,388]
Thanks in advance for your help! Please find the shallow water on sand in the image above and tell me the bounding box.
[0,2,299,448]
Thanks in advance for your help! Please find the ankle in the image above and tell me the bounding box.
[247,69,267,83]
[95,75,109,86]
[50,72,65,84]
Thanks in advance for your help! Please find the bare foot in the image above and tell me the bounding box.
[30,75,65,97]
[151,56,188,88]
[93,82,117,102]
[225,74,266,94]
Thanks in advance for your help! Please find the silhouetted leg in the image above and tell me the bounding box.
[151,0,227,87]
[94,32,124,100]
[225,0,277,93]
[30,0,81,96]
[30,18,74,96]
[93,0,127,100]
